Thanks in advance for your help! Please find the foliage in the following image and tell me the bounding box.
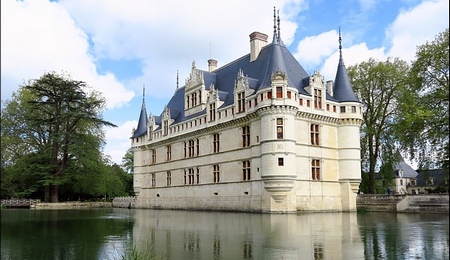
[395,28,449,170]
[122,148,134,174]
[348,57,410,194]
[1,71,117,201]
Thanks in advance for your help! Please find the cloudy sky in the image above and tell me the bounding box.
[2,0,448,165]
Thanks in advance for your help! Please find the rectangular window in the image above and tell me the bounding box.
[299,98,303,106]
[152,149,156,164]
[277,118,283,139]
[326,104,330,111]
[278,158,284,166]
[310,124,320,146]
[213,165,220,183]
[166,145,171,162]
[196,139,200,156]
[209,103,216,121]
[164,120,168,136]
[166,171,171,186]
[314,89,322,109]
[196,168,200,184]
[333,105,336,112]
[184,142,187,158]
[307,100,311,107]
[287,91,292,99]
[151,173,156,187]
[276,87,282,98]
[340,106,346,113]
[188,140,195,157]
[243,160,251,181]
[267,91,272,99]
[260,93,264,101]
[248,100,252,108]
[189,168,195,185]
[238,92,245,113]
[213,133,220,153]
[351,106,357,113]
[242,126,250,147]
[312,159,320,180]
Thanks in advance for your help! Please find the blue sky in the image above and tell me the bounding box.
[2,0,449,165]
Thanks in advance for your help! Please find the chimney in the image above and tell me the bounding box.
[208,59,218,72]
[326,80,334,96]
[249,32,268,62]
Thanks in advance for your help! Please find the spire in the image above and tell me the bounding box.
[272,6,277,43]
[338,27,344,66]
[176,70,179,89]
[142,84,146,105]
[132,84,149,138]
[333,28,359,102]
[277,10,281,43]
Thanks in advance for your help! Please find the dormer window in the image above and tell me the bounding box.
[237,92,245,113]
[314,89,322,109]
[276,87,282,98]
[209,103,216,121]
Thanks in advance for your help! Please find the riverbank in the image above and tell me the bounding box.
[356,194,449,213]
[32,201,112,209]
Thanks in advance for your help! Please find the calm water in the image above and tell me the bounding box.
[1,208,448,260]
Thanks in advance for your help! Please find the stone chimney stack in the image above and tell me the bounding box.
[208,59,218,72]
[326,80,334,96]
[249,32,268,62]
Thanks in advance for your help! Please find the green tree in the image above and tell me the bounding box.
[396,28,449,170]
[348,58,410,194]
[1,72,116,202]
[122,148,134,174]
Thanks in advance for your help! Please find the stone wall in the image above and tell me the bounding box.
[112,196,136,208]
[356,194,449,213]
[34,201,112,209]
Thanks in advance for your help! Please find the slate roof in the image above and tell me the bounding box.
[132,100,148,138]
[132,29,359,137]
[394,153,419,178]
[415,169,449,187]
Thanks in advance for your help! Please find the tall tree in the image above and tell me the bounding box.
[396,28,449,169]
[1,72,116,202]
[348,58,410,194]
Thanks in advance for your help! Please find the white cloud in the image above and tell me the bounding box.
[385,0,449,62]
[294,30,338,66]
[1,0,134,109]
[104,120,137,165]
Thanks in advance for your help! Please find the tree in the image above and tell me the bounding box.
[348,58,410,194]
[121,148,134,174]
[396,28,449,170]
[1,72,116,202]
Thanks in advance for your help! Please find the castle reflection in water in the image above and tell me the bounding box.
[132,209,449,260]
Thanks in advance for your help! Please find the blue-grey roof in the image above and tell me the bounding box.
[415,169,449,187]
[155,42,311,125]
[132,103,148,138]
[133,34,357,135]
[333,56,359,102]
[394,154,419,178]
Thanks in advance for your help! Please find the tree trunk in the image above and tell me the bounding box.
[51,185,59,202]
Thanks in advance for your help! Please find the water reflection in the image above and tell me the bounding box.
[358,213,449,260]
[1,209,448,260]
[132,210,367,260]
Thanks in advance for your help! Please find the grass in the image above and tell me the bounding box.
[110,242,166,260]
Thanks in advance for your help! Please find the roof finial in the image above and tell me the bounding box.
[176,70,179,89]
[142,84,145,104]
[339,27,343,56]
[277,9,281,43]
[273,6,277,43]
[338,27,344,65]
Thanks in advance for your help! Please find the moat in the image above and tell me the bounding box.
[1,208,448,259]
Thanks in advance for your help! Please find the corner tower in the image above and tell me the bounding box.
[333,29,363,211]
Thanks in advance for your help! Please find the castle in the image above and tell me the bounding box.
[130,13,362,213]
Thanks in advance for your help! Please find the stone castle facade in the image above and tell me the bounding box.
[130,18,362,213]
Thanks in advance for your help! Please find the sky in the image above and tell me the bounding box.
[1,0,449,166]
